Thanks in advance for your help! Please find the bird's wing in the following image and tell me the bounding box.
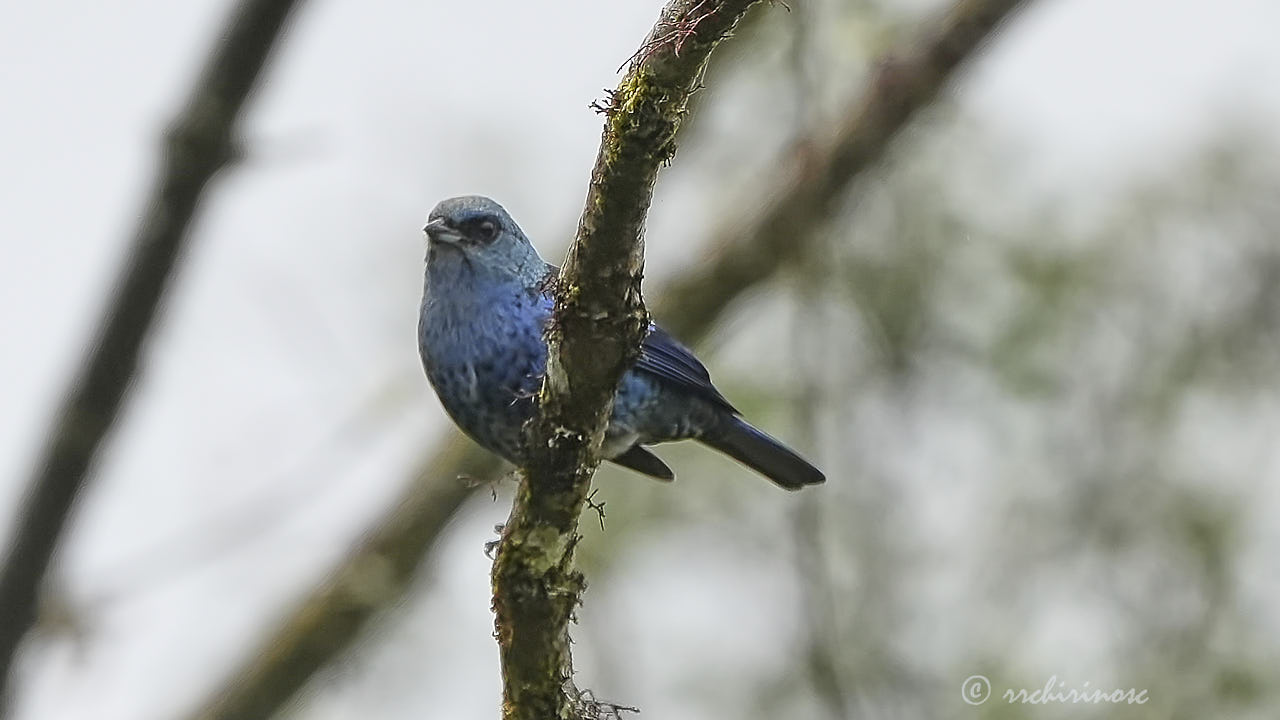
[540,263,736,413]
[636,324,738,413]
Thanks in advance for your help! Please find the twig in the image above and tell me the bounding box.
[0,0,305,712]
[784,2,854,717]
[176,1,1031,717]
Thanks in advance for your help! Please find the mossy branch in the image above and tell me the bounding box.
[0,0,304,712]
[177,1,1031,717]
[490,2,765,718]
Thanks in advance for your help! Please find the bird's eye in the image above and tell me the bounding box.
[474,219,498,243]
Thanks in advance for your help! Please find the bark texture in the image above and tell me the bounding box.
[490,3,766,719]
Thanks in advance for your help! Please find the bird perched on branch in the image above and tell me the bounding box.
[418,195,824,490]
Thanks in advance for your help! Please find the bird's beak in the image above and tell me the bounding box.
[423,218,463,244]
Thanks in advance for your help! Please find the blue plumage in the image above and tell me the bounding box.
[418,196,824,490]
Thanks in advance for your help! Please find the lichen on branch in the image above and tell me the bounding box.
[489,2,767,719]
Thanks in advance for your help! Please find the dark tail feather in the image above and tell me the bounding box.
[610,444,676,481]
[700,416,825,490]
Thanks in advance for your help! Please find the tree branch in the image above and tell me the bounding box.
[0,0,305,712]
[185,435,499,720]
[657,0,1030,338]
[177,1,1030,717]
[491,3,767,718]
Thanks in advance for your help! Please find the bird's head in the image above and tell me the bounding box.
[422,196,545,284]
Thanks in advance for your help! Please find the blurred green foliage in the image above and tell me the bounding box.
[571,88,1280,720]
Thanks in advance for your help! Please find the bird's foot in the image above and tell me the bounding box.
[484,523,506,559]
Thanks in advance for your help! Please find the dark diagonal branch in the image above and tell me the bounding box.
[0,0,305,712]
[491,4,766,718]
[185,435,500,720]
[657,0,1030,338]
[178,1,1030,717]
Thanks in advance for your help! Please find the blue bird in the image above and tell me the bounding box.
[418,195,824,490]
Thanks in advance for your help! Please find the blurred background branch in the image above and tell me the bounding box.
[187,434,497,720]
[180,0,1031,717]
[0,0,305,713]
[655,0,1029,338]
